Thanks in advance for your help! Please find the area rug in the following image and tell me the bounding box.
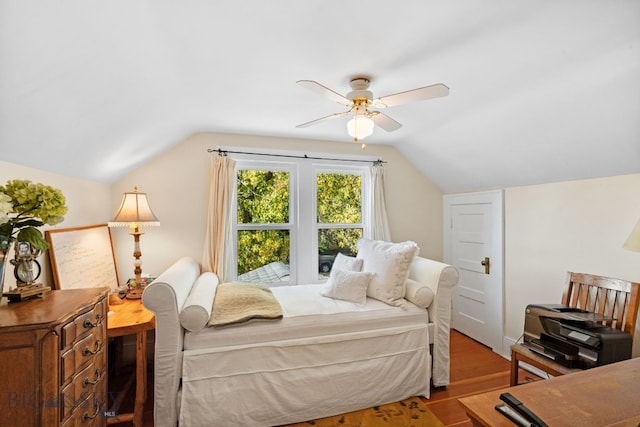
[282,396,446,427]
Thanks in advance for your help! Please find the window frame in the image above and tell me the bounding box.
[230,151,373,284]
[313,165,370,279]
[232,159,297,283]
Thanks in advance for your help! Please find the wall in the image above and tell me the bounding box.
[0,160,111,292]
[4,145,639,359]
[503,173,640,355]
[110,132,443,283]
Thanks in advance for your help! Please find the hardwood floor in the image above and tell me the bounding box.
[115,329,538,426]
[424,330,540,426]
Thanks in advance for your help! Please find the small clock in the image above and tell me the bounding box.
[14,259,42,284]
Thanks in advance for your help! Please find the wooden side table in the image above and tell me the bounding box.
[106,297,155,427]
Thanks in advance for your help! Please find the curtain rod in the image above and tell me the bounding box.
[207,148,386,165]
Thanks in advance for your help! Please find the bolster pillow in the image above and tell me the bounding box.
[179,272,220,332]
[404,278,435,308]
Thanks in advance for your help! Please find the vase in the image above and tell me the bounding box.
[0,236,12,297]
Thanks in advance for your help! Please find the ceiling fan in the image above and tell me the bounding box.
[296,76,449,146]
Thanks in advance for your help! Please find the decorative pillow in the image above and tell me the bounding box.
[179,272,219,332]
[356,238,419,307]
[330,252,363,274]
[405,278,435,308]
[321,269,374,306]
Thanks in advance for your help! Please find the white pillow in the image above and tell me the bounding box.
[330,252,363,274]
[356,238,419,307]
[405,278,435,308]
[321,269,374,306]
[179,272,219,332]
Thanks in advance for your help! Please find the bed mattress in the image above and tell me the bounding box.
[183,283,429,350]
[178,284,432,426]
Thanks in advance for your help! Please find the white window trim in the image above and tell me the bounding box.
[229,148,374,284]
[312,163,370,271]
[232,159,297,282]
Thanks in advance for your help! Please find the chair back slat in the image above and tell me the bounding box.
[561,272,640,334]
[595,288,607,319]
[611,291,624,329]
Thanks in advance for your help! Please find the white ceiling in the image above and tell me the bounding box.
[1,1,639,193]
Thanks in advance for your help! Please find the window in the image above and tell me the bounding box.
[231,154,371,285]
[316,170,364,279]
[235,164,294,285]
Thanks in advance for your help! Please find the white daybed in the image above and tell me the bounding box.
[142,242,458,427]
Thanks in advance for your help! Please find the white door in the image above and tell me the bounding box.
[444,191,503,353]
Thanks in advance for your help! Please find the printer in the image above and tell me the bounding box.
[523,304,632,369]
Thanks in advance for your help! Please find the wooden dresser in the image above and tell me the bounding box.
[0,287,109,426]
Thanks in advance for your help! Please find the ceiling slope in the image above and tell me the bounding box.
[0,1,638,193]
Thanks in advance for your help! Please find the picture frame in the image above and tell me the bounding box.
[45,224,119,290]
[17,241,31,257]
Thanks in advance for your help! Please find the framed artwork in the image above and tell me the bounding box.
[45,224,119,290]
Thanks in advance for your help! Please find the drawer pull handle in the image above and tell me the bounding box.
[82,404,101,421]
[83,369,103,387]
[82,340,102,356]
[83,314,103,329]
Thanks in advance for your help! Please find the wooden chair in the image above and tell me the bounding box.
[510,272,640,386]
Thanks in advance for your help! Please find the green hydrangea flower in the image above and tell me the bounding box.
[0,179,67,251]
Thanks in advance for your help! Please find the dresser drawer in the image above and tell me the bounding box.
[75,332,104,372]
[61,320,78,350]
[61,299,105,350]
[61,347,76,386]
[61,377,107,427]
[62,313,106,389]
[75,301,106,340]
[61,357,107,422]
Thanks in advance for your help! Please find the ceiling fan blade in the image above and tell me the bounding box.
[370,111,402,132]
[296,110,350,128]
[373,83,449,108]
[297,80,352,106]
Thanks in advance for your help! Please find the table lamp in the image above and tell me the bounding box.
[624,216,640,252]
[108,187,160,287]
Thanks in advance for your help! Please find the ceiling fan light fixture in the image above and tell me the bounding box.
[296,77,449,144]
[347,115,374,142]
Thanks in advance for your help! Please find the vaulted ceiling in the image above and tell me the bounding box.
[1,1,638,193]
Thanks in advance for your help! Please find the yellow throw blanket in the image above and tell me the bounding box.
[208,281,283,327]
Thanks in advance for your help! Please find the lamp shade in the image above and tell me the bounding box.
[624,217,640,252]
[347,116,374,141]
[108,187,160,227]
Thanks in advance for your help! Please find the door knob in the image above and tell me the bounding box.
[481,257,490,275]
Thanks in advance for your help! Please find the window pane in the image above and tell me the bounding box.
[237,230,290,284]
[317,173,361,224]
[237,170,289,224]
[318,228,363,277]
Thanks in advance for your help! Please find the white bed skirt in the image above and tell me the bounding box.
[180,324,431,426]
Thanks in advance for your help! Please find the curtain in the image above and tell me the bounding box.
[370,162,391,241]
[202,155,236,280]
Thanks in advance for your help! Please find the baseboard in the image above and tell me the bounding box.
[501,336,515,359]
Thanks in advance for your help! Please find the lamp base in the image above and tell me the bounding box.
[3,283,51,302]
